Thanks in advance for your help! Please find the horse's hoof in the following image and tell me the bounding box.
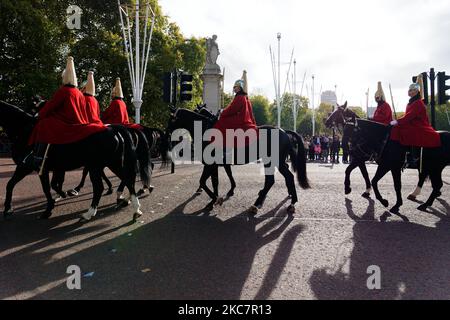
[227,189,235,197]
[380,199,389,208]
[148,185,155,193]
[417,204,428,212]
[215,197,224,206]
[4,209,14,220]
[205,202,214,211]
[361,192,371,199]
[67,189,79,197]
[39,211,53,220]
[105,189,113,196]
[136,189,146,197]
[407,195,416,201]
[195,187,203,194]
[390,206,400,215]
[248,205,259,216]
[287,205,296,214]
[116,199,130,210]
[345,187,352,195]
[133,211,143,222]
[380,212,391,222]
[437,192,442,198]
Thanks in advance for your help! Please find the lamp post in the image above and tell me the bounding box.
[118,0,156,124]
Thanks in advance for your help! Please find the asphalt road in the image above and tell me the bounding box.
[0,158,449,300]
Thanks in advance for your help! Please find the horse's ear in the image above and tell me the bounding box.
[343,101,348,109]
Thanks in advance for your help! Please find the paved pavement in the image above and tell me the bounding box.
[0,158,449,300]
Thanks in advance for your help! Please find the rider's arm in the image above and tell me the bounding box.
[220,95,245,118]
[38,89,64,119]
[397,104,419,125]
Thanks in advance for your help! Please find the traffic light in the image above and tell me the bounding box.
[180,73,193,102]
[437,71,450,105]
[412,72,429,105]
[162,72,172,103]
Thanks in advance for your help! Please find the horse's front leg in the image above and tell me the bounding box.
[199,165,218,210]
[344,161,358,195]
[4,165,33,219]
[359,162,372,198]
[81,168,104,221]
[38,170,56,219]
[224,164,236,197]
[389,168,403,214]
[51,171,67,200]
[371,164,390,209]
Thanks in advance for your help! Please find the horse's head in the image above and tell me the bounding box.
[0,100,35,140]
[166,107,210,136]
[325,101,348,128]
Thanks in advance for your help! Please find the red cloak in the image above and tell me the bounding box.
[84,94,103,125]
[390,98,441,148]
[28,86,107,145]
[102,98,142,130]
[372,102,393,125]
[213,93,258,147]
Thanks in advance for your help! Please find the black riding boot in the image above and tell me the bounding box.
[24,143,48,171]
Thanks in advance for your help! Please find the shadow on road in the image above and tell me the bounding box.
[309,198,450,299]
[0,195,301,300]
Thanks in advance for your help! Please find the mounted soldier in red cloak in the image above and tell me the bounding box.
[102,78,142,130]
[390,74,441,167]
[371,81,393,125]
[80,71,103,125]
[213,70,258,149]
[27,56,107,171]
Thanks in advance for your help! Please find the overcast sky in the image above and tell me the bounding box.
[159,0,450,111]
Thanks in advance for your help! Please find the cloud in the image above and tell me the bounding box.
[159,0,450,111]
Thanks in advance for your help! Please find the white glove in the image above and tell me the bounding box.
[390,120,398,126]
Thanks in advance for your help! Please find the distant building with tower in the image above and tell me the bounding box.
[321,90,337,107]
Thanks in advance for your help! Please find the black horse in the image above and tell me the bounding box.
[65,126,165,201]
[325,102,373,198]
[165,107,310,214]
[326,104,450,214]
[0,100,149,221]
[193,105,236,196]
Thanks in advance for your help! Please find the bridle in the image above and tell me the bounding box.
[333,109,374,160]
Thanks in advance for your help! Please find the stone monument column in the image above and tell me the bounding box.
[201,35,223,114]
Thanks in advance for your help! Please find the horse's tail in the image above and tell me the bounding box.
[153,128,170,167]
[109,124,139,181]
[159,130,171,168]
[286,130,310,189]
[132,128,152,188]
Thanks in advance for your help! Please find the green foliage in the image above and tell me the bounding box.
[223,92,233,108]
[0,0,205,129]
[433,103,450,131]
[249,94,272,125]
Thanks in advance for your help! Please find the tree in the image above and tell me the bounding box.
[270,93,309,129]
[433,103,450,131]
[348,106,367,119]
[0,0,206,129]
[250,95,272,125]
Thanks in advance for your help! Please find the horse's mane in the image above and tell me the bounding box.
[176,108,210,122]
[356,119,389,129]
[0,100,34,120]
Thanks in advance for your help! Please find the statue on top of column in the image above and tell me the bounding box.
[205,35,220,71]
